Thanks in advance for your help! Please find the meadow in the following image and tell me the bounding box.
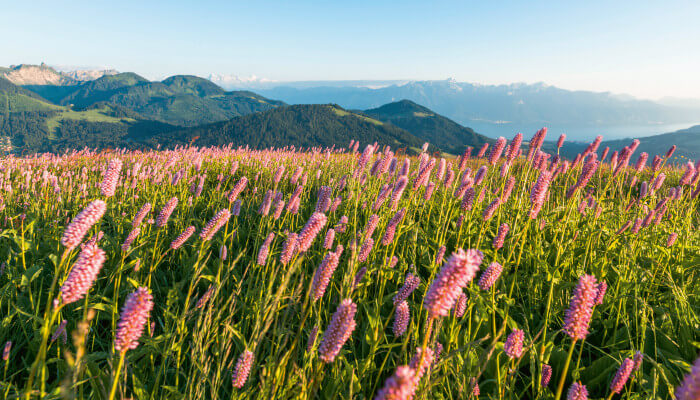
[0,130,698,399]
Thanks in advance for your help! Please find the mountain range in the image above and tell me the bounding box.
[256,79,700,141]
[1,63,700,162]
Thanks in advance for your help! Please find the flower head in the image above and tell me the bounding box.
[59,244,106,305]
[503,329,525,359]
[424,249,483,319]
[61,200,107,250]
[231,350,255,388]
[563,274,598,340]
[114,287,154,352]
[374,366,418,400]
[566,382,588,400]
[318,299,357,363]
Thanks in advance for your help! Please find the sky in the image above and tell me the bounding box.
[1,0,699,100]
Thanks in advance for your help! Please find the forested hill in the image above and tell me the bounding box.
[152,104,430,152]
[28,73,285,126]
[363,100,493,154]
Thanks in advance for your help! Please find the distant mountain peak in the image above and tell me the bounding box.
[208,73,276,89]
[60,68,118,82]
[2,64,76,86]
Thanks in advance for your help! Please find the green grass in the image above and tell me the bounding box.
[45,107,136,132]
[329,105,384,125]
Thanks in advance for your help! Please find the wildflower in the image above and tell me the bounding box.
[488,137,507,165]
[279,233,298,265]
[61,200,107,250]
[478,262,503,290]
[507,133,523,162]
[114,287,154,352]
[297,212,328,252]
[315,186,332,212]
[563,274,597,340]
[257,232,275,265]
[503,329,525,359]
[675,354,700,400]
[435,245,446,265]
[3,341,11,361]
[616,220,632,235]
[530,170,552,218]
[121,227,141,252]
[258,190,273,216]
[567,382,588,400]
[231,350,254,388]
[632,351,643,371]
[541,364,552,387]
[195,285,216,309]
[493,223,509,249]
[390,176,408,209]
[381,208,405,245]
[409,347,434,379]
[363,214,380,238]
[394,273,420,304]
[307,326,319,352]
[358,238,374,262]
[132,202,152,228]
[170,226,196,249]
[557,134,566,148]
[594,281,607,306]
[374,366,418,400]
[424,249,483,319]
[318,299,357,363]
[393,301,410,337]
[471,377,480,396]
[156,197,179,228]
[453,291,467,317]
[200,208,231,241]
[227,177,248,203]
[100,158,122,197]
[51,320,68,344]
[667,232,678,247]
[311,251,341,301]
[353,267,367,289]
[482,197,501,221]
[232,199,242,216]
[59,244,106,305]
[610,358,634,394]
[461,187,475,211]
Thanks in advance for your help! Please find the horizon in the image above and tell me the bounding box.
[5,62,699,105]
[2,0,699,100]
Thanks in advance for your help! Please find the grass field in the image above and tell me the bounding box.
[44,107,136,132]
[0,132,698,399]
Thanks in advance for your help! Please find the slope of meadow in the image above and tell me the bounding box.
[0,131,698,399]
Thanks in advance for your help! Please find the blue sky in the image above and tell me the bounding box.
[1,0,698,99]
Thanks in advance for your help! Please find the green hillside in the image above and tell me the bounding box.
[31,73,285,126]
[1,77,176,153]
[600,125,700,162]
[363,99,493,154]
[154,104,429,152]
[0,77,63,112]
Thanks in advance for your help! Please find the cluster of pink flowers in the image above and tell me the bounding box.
[563,275,598,340]
[61,200,107,250]
[318,299,357,363]
[59,244,106,305]
[114,287,153,353]
[424,249,483,319]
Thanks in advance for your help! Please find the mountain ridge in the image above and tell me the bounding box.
[363,99,493,154]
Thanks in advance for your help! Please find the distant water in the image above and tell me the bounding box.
[464,121,700,141]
